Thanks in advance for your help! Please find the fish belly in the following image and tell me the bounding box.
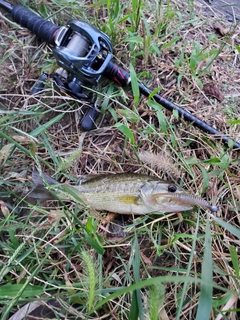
[83,191,152,215]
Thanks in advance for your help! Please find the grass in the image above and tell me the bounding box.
[0,0,240,319]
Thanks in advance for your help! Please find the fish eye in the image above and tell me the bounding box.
[168,184,177,192]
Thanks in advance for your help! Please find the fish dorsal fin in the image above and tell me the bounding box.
[80,173,117,184]
[79,174,105,184]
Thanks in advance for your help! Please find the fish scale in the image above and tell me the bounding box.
[71,174,149,214]
[77,174,157,192]
[31,171,218,214]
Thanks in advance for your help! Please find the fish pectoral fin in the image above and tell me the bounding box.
[118,195,139,205]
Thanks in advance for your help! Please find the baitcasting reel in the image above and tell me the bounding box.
[53,20,113,86]
[32,19,114,130]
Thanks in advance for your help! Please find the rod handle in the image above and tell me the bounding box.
[11,4,59,44]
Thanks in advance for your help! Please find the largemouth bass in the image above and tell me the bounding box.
[31,171,218,214]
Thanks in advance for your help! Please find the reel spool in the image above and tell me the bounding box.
[53,20,113,86]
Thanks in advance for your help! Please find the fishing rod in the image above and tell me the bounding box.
[0,0,239,149]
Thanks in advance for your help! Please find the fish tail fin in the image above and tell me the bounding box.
[32,170,59,187]
[29,170,60,200]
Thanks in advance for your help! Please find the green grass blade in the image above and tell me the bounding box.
[196,217,213,320]
[176,214,201,320]
[229,246,239,278]
[130,63,140,106]
[209,214,240,238]
[94,275,205,312]
[84,231,105,255]
[30,113,64,137]
[130,236,143,319]
[1,1,240,319]
[0,131,35,158]
[0,284,44,299]
[129,290,139,320]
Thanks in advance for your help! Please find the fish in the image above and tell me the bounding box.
[31,170,218,214]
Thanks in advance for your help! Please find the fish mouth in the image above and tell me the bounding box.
[152,193,218,213]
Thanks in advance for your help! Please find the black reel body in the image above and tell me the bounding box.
[50,20,113,131]
[53,20,113,85]
[34,19,114,131]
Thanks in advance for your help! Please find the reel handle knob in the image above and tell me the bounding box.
[81,104,101,131]
[30,72,48,95]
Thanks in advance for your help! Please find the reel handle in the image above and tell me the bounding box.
[30,72,48,95]
[81,104,101,131]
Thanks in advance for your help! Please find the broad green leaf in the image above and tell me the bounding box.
[84,217,104,255]
[147,100,168,134]
[114,123,135,144]
[89,0,109,7]
[84,231,104,255]
[227,119,240,125]
[190,55,197,72]
[118,109,139,123]
[203,158,220,164]
[212,291,235,308]
[124,35,144,44]
[161,36,182,49]
[129,63,140,106]
[199,165,209,193]
[235,45,240,53]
